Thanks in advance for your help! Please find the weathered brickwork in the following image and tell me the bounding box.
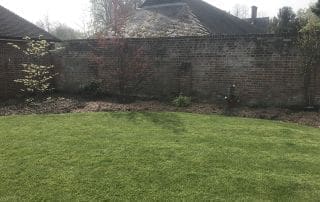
[0,40,27,99]
[1,35,320,107]
[316,73,320,105]
[56,35,319,107]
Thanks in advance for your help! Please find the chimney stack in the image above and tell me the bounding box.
[251,6,258,19]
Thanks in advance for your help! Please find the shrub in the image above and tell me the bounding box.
[80,81,104,98]
[224,84,240,108]
[172,94,191,107]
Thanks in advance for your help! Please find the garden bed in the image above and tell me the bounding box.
[0,96,319,128]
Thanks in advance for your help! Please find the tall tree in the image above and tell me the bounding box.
[269,7,300,34]
[296,7,320,107]
[312,0,320,17]
[232,4,249,19]
[36,15,52,33]
[51,24,84,40]
[90,0,149,102]
[36,16,85,40]
[90,0,142,36]
[297,8,320,32]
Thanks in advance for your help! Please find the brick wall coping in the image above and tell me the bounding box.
[63,34,298,43]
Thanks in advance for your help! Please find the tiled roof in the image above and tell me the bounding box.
[0,5,59,41]
[139,0,263,34]
[124,3,210,37]
[141,0,183,7]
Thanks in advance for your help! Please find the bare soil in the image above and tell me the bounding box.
[0,96,319,128]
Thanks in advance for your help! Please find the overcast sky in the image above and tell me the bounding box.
[0,0,316,30]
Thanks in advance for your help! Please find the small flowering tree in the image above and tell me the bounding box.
[8,36,57,99]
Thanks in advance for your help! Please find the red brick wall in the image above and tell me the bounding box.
[56,35,319,107]
[314,64,320,105]
[2,35,320,107]
[0,40,26,99]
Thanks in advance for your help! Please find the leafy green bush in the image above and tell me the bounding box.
[80,81,104,98]
[172,94,191,107]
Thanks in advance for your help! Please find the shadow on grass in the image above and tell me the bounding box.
[109,112,186,135]
[269,181,305,201]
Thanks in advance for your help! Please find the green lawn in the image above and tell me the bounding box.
[0,112,320,201]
